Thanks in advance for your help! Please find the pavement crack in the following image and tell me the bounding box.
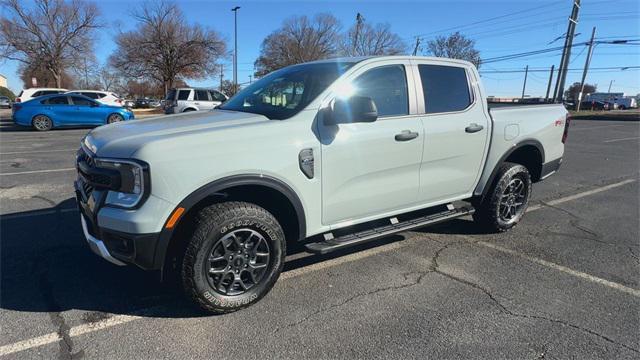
[273,270,432,333]
[32,195,57,207]
[39,271,85,359]
[431,244,640,355]
[628,247,640,263]
[273,241,460,334]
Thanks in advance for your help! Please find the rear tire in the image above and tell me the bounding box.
[473,162,532,233]
[181,201,286,314]
[32,115,53,131]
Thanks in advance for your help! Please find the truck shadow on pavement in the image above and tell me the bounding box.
[0,198,477,319]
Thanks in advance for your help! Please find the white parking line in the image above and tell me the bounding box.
[476,241,640,297]
[526,178,636,212]
[0,240,410,356]
[603,136,640,143]
[0,168,75,176]
[0,178,637,356]
[0,149,76,155]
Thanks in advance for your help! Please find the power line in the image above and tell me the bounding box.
[406,2,564,40]
[480,66,640,73]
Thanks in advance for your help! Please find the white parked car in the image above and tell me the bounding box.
[15,88,67,103]
[66,90,124,107]
[164,87,228,114]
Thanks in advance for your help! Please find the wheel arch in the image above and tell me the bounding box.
[182,107,198,112]
[477,140,545,203]
[156,174,306,271]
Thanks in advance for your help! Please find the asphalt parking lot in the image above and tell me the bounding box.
[0,108,639,359]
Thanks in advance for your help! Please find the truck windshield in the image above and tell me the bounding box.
[219,62,355,120]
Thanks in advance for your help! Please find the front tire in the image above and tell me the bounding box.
[473,162,532,232]
[107,113,124,124]
[32,115,53,131]
[182,201,286,314]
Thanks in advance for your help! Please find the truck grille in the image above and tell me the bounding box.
[76,147,94,199]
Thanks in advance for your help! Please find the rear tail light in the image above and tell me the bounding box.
[15,98,21,103]
[562,113,571,144]
[13,104,22,112]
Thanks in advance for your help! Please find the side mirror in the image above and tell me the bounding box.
[325,96,378,125]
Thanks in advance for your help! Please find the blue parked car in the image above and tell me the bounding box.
[12,94,135,131]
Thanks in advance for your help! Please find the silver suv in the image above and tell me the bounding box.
[164,87,228,114]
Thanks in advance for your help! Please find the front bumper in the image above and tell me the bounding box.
[80,215,126,266]
[75,179,164,270]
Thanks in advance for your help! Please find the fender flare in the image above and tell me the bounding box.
[476,139,545,202]
[153,174,306,269]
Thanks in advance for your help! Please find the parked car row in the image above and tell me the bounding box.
[9,86,231,131]
[12,93,134,131]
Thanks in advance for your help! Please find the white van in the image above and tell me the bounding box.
[164,88,228,114]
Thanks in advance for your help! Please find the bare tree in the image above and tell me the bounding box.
[565,82,596,101]
[97,66,121,92]
[110,1,226,95]
[0,0,101,88]
[220,79,240,97]
[19,61,76,88]
[254,14,341,77]
[426,32,481,68]
[340,14,406,57]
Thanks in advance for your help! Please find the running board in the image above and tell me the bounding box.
[305,205,474,255]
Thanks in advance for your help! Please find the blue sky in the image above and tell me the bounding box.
[1,0,639,97]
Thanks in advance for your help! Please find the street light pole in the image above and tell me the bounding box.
[231,6,240,91]
[608,80,614,92]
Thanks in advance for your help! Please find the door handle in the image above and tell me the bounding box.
[395,130,419,142]
[465,123,484,133]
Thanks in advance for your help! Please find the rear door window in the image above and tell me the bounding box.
[42,96,69,105]
[71,96,94,106]
[195,90,210,101]
[418,65,472,113]
[209,90,226,102]
[177,90,190,101]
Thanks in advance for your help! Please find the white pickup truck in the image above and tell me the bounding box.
[75,56,569,313]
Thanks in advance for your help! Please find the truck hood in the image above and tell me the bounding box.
[84,110,270,158]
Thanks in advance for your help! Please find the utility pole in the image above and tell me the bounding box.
[576,27,596,112]
[607,80,614,92]
[353,13,364,55]
[219,64,224,92]
[248,75,253,84]
[412,37,421,56]
[553,0,581,103]
[231,6,240,90]
[545,65,555,102]
[521,65,529,99]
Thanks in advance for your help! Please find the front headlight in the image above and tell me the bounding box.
[94,158,148,208]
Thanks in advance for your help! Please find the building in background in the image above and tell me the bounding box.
[0,74,7,88]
